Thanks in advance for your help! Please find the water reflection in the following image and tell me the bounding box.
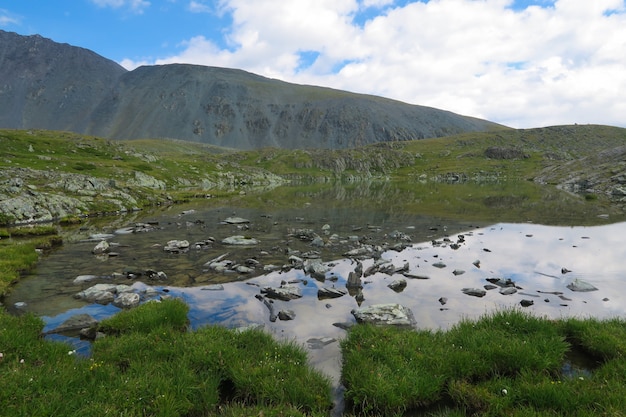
[6,182,626,384]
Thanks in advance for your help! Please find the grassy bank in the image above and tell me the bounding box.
[2,301,626,416]
[342,309,626,416]
[0,298,333,416]
[0,225,61,296]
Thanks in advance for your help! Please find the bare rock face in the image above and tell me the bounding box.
[0,30,501,150]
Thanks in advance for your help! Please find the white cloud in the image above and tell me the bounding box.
[121,0,626,128]
[0,8,20,26]
[188,1,212,13]
[90,0,150,14]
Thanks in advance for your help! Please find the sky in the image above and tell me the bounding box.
[1,0,625,129]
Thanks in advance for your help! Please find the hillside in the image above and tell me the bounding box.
[1,125,625,225]
[0,30,502,149]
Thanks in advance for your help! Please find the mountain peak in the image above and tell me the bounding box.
[0,30,502,149]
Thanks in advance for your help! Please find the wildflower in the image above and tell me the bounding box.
[0,352,3,360]
[501,389,508,395]
[68,350,76,355]
[20,359,25,364]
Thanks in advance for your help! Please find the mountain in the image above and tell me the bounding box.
[0,30,503,149]
[0,30,126,132]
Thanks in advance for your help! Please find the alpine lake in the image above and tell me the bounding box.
[6,179,626,389]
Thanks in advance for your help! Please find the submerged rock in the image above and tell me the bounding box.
[351,303,416,328]
[45,313,98,335]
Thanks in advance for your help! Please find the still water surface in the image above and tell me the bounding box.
[7,184,626,384]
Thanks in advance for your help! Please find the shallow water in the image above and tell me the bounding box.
[6,184,626,386]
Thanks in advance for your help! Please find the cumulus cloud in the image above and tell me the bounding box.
[90,0,150,14]
[120,0,626,128]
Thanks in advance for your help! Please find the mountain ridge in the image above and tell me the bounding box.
[0,30,504,149]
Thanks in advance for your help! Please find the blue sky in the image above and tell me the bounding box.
[2,0,625,129]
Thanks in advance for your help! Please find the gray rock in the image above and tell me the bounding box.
[223,216,250,224]
[462,287,487,297]
[486,277,516,288]
[304,259,329,280]
[499,287,518,295]
[452,269,465,276]
[92,240,110,255]
[113,292,140,309]
[351,303,416,328]
[520,299,534,307]
[73,274,101,284]
[201,284,225,291]
[46,314,98,334]
[164,239,190,252]
[222,235,259,245]
[567,279,598,292]
[74,283,118,302]
[262,285,302,301]
[128,171,166,189]
[278,310,296,321]
[318,287,347,299]
[235,265,254,274]
[387,279,407,292]
[432,261,446,268]
[346,271,362,288]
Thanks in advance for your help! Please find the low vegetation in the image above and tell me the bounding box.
[0,225,61,295]
[341,309,626,416]
[0,299,333,416]
[2,301,626,416]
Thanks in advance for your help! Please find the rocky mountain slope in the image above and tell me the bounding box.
[0,30,502,149]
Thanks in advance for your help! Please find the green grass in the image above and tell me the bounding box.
[341,309,626,416]
[0,299,333,416]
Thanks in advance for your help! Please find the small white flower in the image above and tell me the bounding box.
[501,389,508,395]
[68,350,76,355]
[20,359,25,364]
[0,352,4,359]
